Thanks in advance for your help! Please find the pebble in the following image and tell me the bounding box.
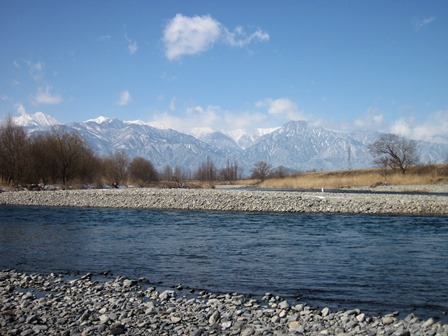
[1,270,447,336]
[0,187,447,214]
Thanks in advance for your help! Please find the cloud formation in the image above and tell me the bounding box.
[16,102,27,116]
[354,107,384,130]
[24,60,45,81]
[98,35,112,41]
[256,98,306,121]
[224,26,269,47]
[163,14,269,60]
[414,16,436,30]
[32,86,63,105]
[149,103,268,135]
[117,90,132,106]
[125,35,138,55]
[391,110,448,144]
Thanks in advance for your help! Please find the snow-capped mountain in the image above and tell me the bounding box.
[14,112,60,127]
[26,117,234,173]
[227,127,279,149]
[17,113,448,175]
[243,121,373,171]
[194,129,243,154]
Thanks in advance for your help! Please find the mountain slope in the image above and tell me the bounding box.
[17,114,448,175]
[244,121,372,171]
[27,118,234,173]
[14,112,60,127]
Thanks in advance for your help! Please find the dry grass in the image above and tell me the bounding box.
[257,165,448,190]
[3,165,447,191]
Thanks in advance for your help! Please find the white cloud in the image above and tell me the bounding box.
[32,86,63,105]
[16,102,27,116]
[99,35,112,41]
[24,60,45,81]
[414,16,436,30]
[223,26,269,47]
[186,105,221,126]
[125,35,138,55]
[163,14,269,60]
[117,90,132,106]
[256,98,306,121]
[391,110,448,143]
[223,110,267,130]
[0,94,9,101]
[163,14,221,60]
[354,107,384,130]
[169,97,176,112]
[149,103,267,135]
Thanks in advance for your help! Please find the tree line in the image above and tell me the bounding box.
[0,117,163,188]
[0,117,269,188]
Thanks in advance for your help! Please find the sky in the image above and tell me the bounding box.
[1,0,447,143]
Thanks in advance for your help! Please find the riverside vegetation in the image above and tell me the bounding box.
[255,165,448,190]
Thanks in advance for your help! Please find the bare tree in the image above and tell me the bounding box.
[270,165,289,179]
[220,159,240,182]
[195,156,217,181]
[250,161,272,181]
[129,156,158,184]
[0,116,29,186]
[102,149,129,186]
[368,133,419,174]
[161,165,174,181]
[28,133,58,185]
[50,129,96,185]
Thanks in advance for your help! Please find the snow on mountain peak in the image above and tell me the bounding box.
[256,127,280,136]
[191,127,216,138]
[127,119,150,126]
[86,116,111,124]
[14,111,59,127]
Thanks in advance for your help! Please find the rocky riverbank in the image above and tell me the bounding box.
[0,187,447,214]
[1,270,446,336]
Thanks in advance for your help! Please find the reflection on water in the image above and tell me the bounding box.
[0,205,447,321]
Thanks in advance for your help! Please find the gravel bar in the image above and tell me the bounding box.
[0,188,447,214]
[1,270,447,336]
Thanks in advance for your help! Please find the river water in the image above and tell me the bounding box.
[0,205,447,321]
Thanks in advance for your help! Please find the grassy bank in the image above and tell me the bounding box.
[256,164,448,190]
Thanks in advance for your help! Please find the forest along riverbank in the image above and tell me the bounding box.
[0,188,447,214]
[1,270,447,336]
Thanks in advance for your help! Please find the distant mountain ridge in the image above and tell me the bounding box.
[13,112,448,175]
[14,112,59,127]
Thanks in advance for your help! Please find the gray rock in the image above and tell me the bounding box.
[209,310,220,325]
[241,327,255,336]
[278,300,290,309]
[159,290,175,300]
[0,270,447,336]
[109,322,125,335]
[422,317,436,328]
[382,316,395,325]
[322,307,330,317]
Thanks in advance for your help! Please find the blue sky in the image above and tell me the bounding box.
[1,0,447,142]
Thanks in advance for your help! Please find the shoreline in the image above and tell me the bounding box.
[1,270,447,335]
[0,187,447,214]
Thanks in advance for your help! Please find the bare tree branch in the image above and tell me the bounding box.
[368,133,419,174]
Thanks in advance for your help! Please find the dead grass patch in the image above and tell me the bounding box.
[256,165,448,190]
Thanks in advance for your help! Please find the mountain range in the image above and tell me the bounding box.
[14,112,448,176]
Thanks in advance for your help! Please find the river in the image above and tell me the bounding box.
[0,205,447,321]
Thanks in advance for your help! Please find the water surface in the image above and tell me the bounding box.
[1,205,447,321]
